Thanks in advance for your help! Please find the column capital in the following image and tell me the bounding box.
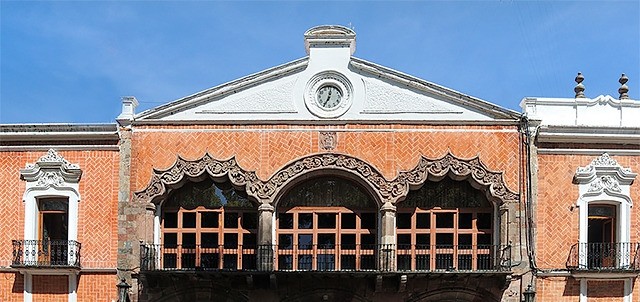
[258,203,275,212]
[380,202,396,213]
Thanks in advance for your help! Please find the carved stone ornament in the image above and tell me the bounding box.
[20,149,82,188]
[135,152,518,207]
[574,153,636,185]
[587,175,622,193]
[319,132,337,151]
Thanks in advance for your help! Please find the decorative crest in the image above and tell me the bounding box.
[20,149,82,190]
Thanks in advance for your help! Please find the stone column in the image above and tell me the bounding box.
[257,203,275,271]
[379,201,396,271]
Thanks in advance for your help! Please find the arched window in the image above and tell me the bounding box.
[276,176,378,271]
[160,178,257,270]
[396,178,494,271]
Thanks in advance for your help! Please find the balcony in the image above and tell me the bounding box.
[11,240,82,269]
[566,242,640,273]
[140,243,511,273]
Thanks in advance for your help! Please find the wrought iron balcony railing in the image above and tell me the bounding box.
[566,242,640,271]
[12,240,82,268]
[141,243,511,273]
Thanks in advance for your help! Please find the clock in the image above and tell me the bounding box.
[304,71,353,118]
[316,85,343,109]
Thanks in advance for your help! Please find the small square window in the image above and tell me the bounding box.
[278,213,294,229]
[298,213,313,229]
[224,213,239,228]
[458,213,473,229]
[224,233,238,249]
[416,213,430,229]
[436,213,454,228]
[164,212,178,228]
[201,212,219,228]
[317,213,336,229]
[341,213,356,229]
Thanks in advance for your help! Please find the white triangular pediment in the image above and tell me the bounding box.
[136,57,519,123]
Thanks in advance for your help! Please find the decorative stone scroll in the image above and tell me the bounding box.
[135,151,518,207]
[20,149,82,189]
[574,153,636,204]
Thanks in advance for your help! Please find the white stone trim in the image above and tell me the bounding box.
[24,273,32,302]
[19,149,82,267]
[574,153,637,268]
[68,274,77,302]
[624,278,632,302]
[579,278,587,302]
[538,149,640,156]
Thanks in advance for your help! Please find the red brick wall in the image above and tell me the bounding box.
[535,154,640,269]
[130,125,522,195]
[0,272,23,301]
[32,275,67,302]
[77,273,118,301]
[536,277,579,302]
[0,150,119,300]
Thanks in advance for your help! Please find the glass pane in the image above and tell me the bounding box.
[436,233,453,246]
[416,213,430,229]
[223,254,237,269]
[458,213,473,229]
[459,234,472,248]
[361,234,376,247]
[164,233,177,247]
[416,234,430,248]
[298,255,312,270]
[458,255,473,270]
[164,212,178,228]
[298,234,313,249]
[477,213,492,229]
[39,199,68,211]
[181,253,196,269]
[317,234,335,248]
[242,253,256,270]
[397,213,412,229]
[279,177,375,208]
[436,213,454,228]
[341,213,356,229]
[317,254,335,271]
[201,253,219,269]
[201,233,218,248]
[163,253,177,269]
[278,213,293,229]
[242,212,258,229]
[361,213,376,229]
[317,213,336,229]
[402,178,491,208]
[478,233,492,246]
[397,234,411,247]
[165,178,252,209]
[298,213,313,229]
[201,212,218,228]
[341,234,356,248]
[278,234,293,249]
[341,255,356,270]
[224,213,239,228]
[224,233,238,249]
[278,255,293,270]
[182,212,196,228]
[182,233,196,248]
[243,233,257,247]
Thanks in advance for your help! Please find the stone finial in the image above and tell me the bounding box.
[116,96,139,126]
[618,73,629,99]
[574,72,585,98]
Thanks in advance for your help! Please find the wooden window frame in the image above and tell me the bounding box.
[276,206,377,271]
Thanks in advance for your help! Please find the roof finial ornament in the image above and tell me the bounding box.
[618,73,629,100]
[574,72,585,98]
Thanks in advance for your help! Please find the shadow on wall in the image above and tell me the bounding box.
[587,280,626,297]
[562,277,580,297]
[11,272,23,293]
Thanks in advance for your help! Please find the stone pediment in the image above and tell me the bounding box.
[133,26,519,123]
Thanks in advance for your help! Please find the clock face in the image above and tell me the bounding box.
[316,85,343,109]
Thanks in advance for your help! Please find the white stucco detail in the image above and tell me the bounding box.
[362,78,462,114]
[19,149,82,267]
[194,79,298,114]
[574,153,637,268]
[521,95,640,127]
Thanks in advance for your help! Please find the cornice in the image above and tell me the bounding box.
[537,125,640,144]
[0,123,118,142]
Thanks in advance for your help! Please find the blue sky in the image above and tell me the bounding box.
[1,1,638,124]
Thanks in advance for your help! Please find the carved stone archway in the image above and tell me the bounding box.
[134,152,518,207]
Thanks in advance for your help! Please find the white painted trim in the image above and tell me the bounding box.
[132,119,521,126]
[68,274,77,302]
[24,273,32,302]
[0,145,119,151]
[132,128,519,134]
[579,278,587,302]
[538,149,640,156]
[624,278,632,302]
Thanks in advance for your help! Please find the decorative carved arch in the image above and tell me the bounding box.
[395,152,519,206]
[134,152,518,207]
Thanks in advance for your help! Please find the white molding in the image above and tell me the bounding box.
[19,150,82,267]
[538,149,640,156]
[132,127,519,134]
[24,273,32,302]
[68,274,77,302]
[624,278,632,302]
[574,154,637,268]
[131,119,522,126]
[579,279,587,302]
[0,145,119,151]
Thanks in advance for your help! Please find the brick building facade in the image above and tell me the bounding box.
[0,26,637,302]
